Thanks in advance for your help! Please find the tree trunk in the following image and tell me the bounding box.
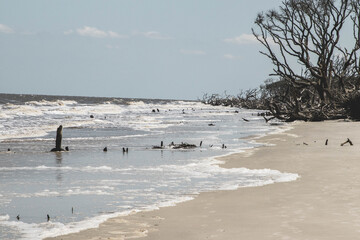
[51,125,65,152]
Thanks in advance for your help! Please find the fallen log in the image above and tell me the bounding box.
[172,142,197,149]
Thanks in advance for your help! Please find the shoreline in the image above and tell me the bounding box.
[45,122,296,240]
[47,120,360,239]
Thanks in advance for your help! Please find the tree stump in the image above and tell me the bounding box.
[51,125,65,152]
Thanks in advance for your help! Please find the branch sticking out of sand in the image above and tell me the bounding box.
[341,138,353,146]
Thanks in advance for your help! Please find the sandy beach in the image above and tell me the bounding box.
[47,120,360,240]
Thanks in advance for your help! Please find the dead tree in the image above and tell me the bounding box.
[51,125,65,152]
[253,0,360,121]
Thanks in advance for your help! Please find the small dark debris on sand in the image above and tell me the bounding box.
[341,138,353,146]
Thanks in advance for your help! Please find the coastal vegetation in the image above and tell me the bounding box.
[203,0,360,121]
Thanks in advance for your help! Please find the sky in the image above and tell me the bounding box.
[0,0,284,100]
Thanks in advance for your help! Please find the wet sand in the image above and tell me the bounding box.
[47,120,360,239]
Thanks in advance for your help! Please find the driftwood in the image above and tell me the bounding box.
[152,141,165,149]
[263,116,275,123]
[152,146,164,149]
[152,141,196,149]
[341,138,353,146]
[172,143,197,149]
[51,125,65,152]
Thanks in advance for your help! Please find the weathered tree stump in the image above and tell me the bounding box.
[51,125,65,152]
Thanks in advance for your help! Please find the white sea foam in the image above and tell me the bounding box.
[0,195,198,240]
[1,99,197,140]
[25,100,78,107]
[0,161,298,239]
[9,187,114,199]
[0,210,137,240]
[0,165,122,173]
[0,214,9,221]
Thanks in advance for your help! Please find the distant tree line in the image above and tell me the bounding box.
[203,0,360,121]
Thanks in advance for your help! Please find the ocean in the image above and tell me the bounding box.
[0,93,298,239]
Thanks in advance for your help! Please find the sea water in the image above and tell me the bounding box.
[0,94,298,239]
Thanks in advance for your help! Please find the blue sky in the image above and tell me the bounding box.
[0,0,283,100]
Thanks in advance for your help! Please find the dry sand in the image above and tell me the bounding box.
[47,120,360,240]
